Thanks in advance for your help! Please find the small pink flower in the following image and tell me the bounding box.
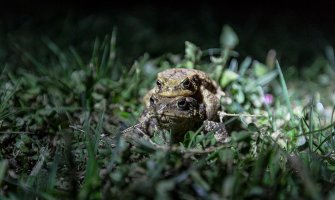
[264,94,274,105]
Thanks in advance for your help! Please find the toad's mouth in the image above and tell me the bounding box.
[150,114,193,122]
[156,116,190,128]
[159,90,194,97]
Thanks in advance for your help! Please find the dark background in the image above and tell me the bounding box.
[1,1,335,68]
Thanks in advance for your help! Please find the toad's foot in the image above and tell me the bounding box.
[121,123,151,142]
[203,120,229,143]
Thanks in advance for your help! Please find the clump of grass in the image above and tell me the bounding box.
[0,24,334,200]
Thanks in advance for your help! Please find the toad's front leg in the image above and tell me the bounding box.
[121,122,151,142]
[203,120,229,143]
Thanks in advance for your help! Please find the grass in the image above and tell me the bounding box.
[0,22,335,200]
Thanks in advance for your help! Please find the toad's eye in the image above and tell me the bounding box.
[182,78,191,89]
[177,98,188,110]
[156,80,162,89]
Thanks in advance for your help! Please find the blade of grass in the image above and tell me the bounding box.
[276,60,294,121]
[79,113,101,199]
[308,100,314,155]
[331,104,335,148]
[325,45,335,71]
[109,27,117,66]
[0,160,8,186]
[12,43,46,73]
[91,37,100,72]
[98,35,111,78]
[46,152,60,192]
[42,37,69,69]
[238,56,252,77]
[69,46,85,69]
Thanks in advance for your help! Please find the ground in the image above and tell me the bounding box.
[0,12,335,199]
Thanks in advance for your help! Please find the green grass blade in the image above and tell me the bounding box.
[0,160,8,186]
[276,60,294,121]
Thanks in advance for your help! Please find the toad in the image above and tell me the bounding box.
[143,68,224,121]
[123,94,227,143]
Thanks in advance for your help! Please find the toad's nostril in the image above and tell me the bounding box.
[150,96,155,105]
[156,80,162,89]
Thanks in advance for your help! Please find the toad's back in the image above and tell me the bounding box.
[157,68,209,80]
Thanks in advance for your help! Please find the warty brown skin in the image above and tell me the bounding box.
[143,68,224,121]
[140,95,206,136]
[124,94,227,143]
